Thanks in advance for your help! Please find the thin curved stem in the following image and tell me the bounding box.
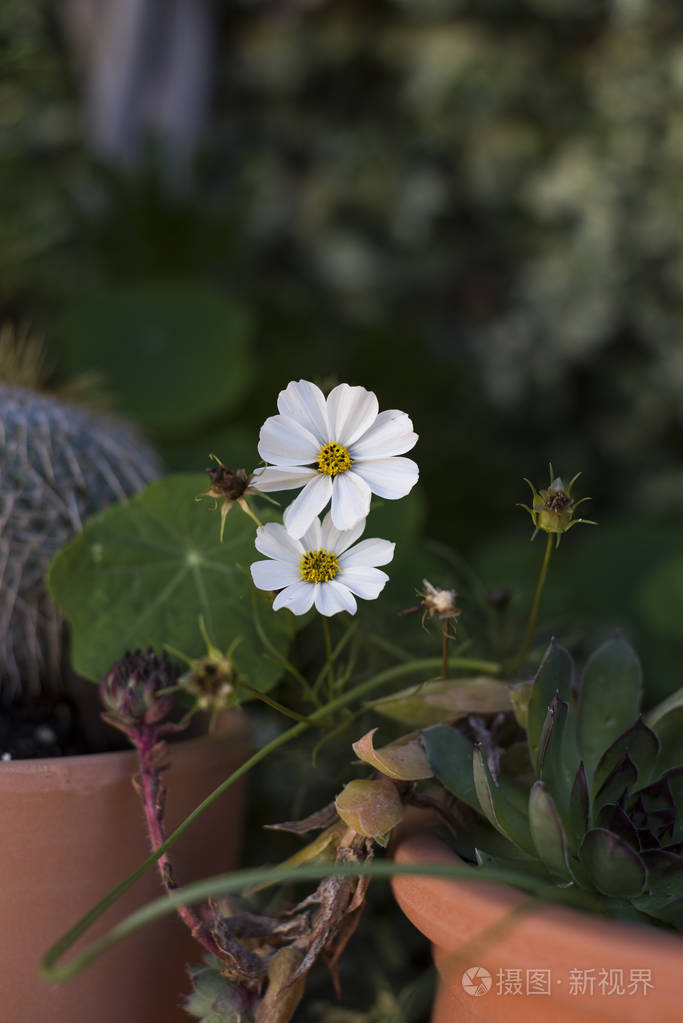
[507,532,553,670]
[42,653,501,976]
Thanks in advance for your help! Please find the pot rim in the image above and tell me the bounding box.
[0,709,249,776]
[392,831,683,958]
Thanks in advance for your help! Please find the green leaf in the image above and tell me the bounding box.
[593,716,660,794]
[371,677,512,727]
[568,763,589,849]
[640,555,683,639]
[536,693,577,823]
[47,474,292,690]
[579,828,647,898]
[59,282,253,437]
[638,850,683,900]
[528,781,572,881]
[594,755,638,814]
[473,746,536,856]
[595,803,640,851]
[576,636,642,778]
[650,706,683,775]
[475,849,551,883]
[527,642,574,767]
[666,767,683,843]
[421,724,478,810]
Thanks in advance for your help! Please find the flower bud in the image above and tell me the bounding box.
[100,648,178,729]
[335,778,404,838]
[519,466,596,546]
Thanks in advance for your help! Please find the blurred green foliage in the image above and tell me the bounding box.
[2,1,683,715]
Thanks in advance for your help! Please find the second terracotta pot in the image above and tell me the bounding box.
[0,712,250,1023]
[392,832,682,1023]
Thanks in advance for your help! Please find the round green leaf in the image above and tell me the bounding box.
[59,282,253,436]
[47,474,291,692]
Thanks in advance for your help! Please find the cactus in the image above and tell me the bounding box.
[0,379,160,702]
[421,637,683,930]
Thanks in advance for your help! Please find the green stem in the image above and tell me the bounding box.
[508,532,553,670]
[43,857,607,983]
[441,621,449,680]
[41,654,500,977]
[235,682,316,726]
[322,617,335,702]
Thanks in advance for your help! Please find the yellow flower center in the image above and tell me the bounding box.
[317,441,352,477]
[299,548,340,583]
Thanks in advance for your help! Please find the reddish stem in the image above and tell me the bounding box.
[135,724,227,963]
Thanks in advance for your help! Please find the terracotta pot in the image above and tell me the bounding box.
[0,713,250,1023]
[392,833,682,1023]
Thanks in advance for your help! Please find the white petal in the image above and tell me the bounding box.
[326,384,379,447]
[339,538,395,568]
[258,414,320,466]
[277,380,330,445]
[352,457,419,499]
[250,560,301,590]
[282,475,333,538]
[330,471,371,531]
[273,581,316,615]
[300,515,323,551]
[254,522,304,564]
[337,565,389,600]
[250,466,318,493]
[314,580,357,616]
[349,410,418,459]
[319,510,366,555]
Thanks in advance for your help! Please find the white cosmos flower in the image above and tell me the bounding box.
[250,380,418,539]
[250,512,395,617]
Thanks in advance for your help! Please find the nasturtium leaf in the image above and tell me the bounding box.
[527,642,574,767]
[47,475,292,691]
[576,636,642,777]
[528,781,572,881]
[579,828,647,898]
[59,282,253,437]
[421,724,478,810]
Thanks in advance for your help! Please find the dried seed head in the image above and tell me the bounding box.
[419,580,460,621]
[196,454,262,542]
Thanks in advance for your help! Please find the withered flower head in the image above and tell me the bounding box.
[419,579,460,621]
[196,454,262,542]
[519,465,597,546]
[180,654,238,714]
